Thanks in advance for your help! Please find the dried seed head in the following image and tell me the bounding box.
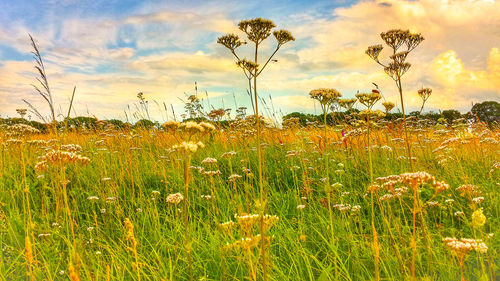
[382,101,395,113]
[418,87,432,102]
[338,98,357,111]
[366,44,383,61]
[273,29,295,46]
[380,29,410,50]
[217,34,243,51]
[238,18,276,44]
[237,59,259,74]
[309,88,342,106]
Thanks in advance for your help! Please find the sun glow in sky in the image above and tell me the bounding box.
[0,0,499,121]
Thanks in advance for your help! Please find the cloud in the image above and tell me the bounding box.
[1,0,500,121]
[273,95,316,111]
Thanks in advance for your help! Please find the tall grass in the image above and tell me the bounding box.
[0,118,498,280]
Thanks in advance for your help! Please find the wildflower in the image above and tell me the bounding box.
[199,122,216,132]
[309,88,342,105]
[221,151,237,158]
[219,221,235,234]
[87,196,99,201]
[382,101,395,113]
[471,208,486,227]
[201,157,217,165]
[356,91,382,109]
[443,237,488,254]
[472,197,484,204]
[366,44,383,61]
[35,150,90,171]
[333,203,351,211]
[456,184,482,197]
[426,201,439,207]
[162,120,180,131]
[179,121,205,134]
[166,193,184,205]
[297,204,306,210]
[234,213,260,234]
[172,141,204,153]
[228,174,242,181]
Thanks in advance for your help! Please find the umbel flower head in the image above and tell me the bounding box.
[418,87,432,102]
[338,98,357,111]
[273,29,295,46]
[382,101,395,113]
[309,88,342,106]
[366,29,424,80]
[357,109,386,121]
[179,121,205,135]
[172,141,205,153]
[217,34,243,52]
[237,59,259,74]
[356,90,382,109]
[366,44,383,61]
[238,18,276,44]
[380,29,424,51]
[162,120,180,131]
[443,237,488,256]
[384,61,411,80]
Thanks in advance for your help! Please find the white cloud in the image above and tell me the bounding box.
[1,0,500,121]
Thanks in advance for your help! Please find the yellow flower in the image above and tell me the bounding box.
[471,208,486,228]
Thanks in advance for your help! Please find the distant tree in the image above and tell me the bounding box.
[442,109,461,123]
[421,111,441,121]
[134,119,156,129]
[471,101,500,127]
[67,116,97,129]
[107,119,125,129]
[283,112,319,126]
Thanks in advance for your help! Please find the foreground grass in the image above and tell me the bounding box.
[0,122,498,280]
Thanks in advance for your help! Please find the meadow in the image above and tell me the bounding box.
[0,116,498,280]
[0,19,499,281]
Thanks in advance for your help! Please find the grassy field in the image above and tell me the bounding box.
[0,119,498,281]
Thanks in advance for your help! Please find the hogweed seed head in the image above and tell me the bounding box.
[238,18,276,44]
[418,87,432,102]
[273,29,295,46]
[309,88,342,107]
[382,101,395,113]
[217,34,243,52]
[366,44,383,61]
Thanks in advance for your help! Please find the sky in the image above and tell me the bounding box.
[0,0,499,122]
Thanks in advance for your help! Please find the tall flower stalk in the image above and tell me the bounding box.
[218,18,294,280]
[366,29,424,170]
[417,87,432,116]
[309,88,342,186]
[356,90,384,281]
